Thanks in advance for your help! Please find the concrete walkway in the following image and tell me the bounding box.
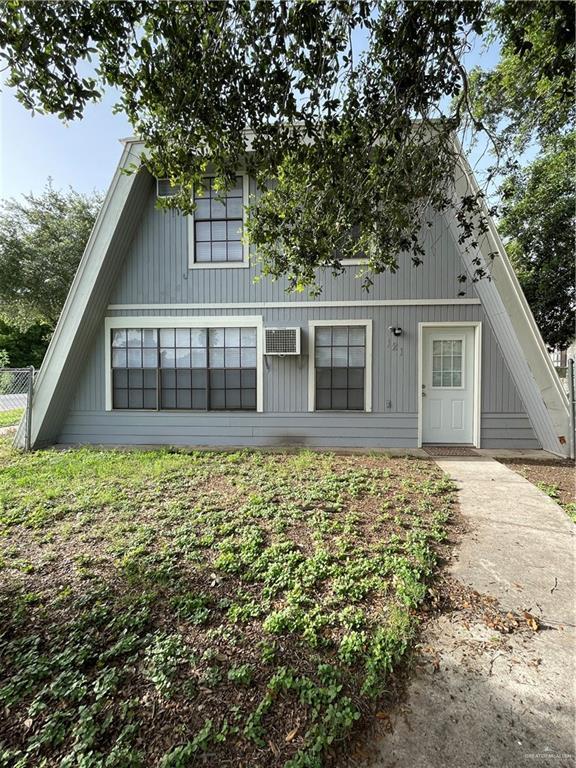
[369,456,575,768]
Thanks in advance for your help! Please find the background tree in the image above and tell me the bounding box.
[469,0,575,348]
[498,134,575,350]
[0,183,101,365]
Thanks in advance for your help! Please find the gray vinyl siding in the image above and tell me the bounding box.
[57,172,539,449]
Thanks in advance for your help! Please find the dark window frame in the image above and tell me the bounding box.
[314,325,367,412]
[193,176,245,264]
[111,326,257,412]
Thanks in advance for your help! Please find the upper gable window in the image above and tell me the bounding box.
[189,176,249,269]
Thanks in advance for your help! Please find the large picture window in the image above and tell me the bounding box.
[313,325,367,411]
[111,325,257,411]
[193,177,245,264]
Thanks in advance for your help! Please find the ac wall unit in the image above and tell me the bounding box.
[264,327,301,356]
[156,179,182,198]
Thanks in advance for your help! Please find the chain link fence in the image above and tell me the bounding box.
[0,367,34,450]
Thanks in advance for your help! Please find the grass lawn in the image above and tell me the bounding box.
[0,439,455,768]
[0,408,23,428]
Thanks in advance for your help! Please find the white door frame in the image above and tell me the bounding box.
[417,321,482,447]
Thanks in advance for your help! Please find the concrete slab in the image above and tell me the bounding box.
[368,456,576,768]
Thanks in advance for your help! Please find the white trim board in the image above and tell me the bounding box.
[307,319,373,414]
[104,315,264,413]
[107,298,481,311]
[417,321,482,448]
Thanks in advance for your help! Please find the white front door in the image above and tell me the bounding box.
[421,326,476,445]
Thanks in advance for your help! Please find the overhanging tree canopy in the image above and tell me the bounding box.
[0,1,573,295]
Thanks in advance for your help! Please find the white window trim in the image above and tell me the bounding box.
[307,319,373,413]
[417,321,482,448]
[188,173,250,270]
[104,315,263,413]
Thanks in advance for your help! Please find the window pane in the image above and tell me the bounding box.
[143,370,157,388]
[209,329,224,347]
[113,389,128,409]
[196,242,212,262]
[192,390,207,410]
[316,389,331,410]
[194,198,211,219]
[175,328,190,347]
[176,349,191,368]
[442,372,452,387]
[211,199,226,219]
[160,328,175,347]
[112,349,127,368]
[241,370,256,388]
[453,372,462,387]
[142,329,158,348]
[211,242,227,261]
[127,349,142,368]
[227,220,242,240]
[349,327,365,345]
[432,372,442,387]
[195,221,211,241]
[143,389,157,409]
[211,221,227,241]
[113,369,128,388]
[142,349,157,368]
[241,328,257,346]
[241,347,257,368]
[332,327,348,346]
[348,368,364,388]
[316,369,331,388]
[226,390,241,409]
[210,348,225,367]
[227,198,243,218]
[315,346,332,366]
[348,388,364,410]
[191,348,207,368]
[316,327,332,346]
[332,347,348,367]
[161,389,176,409]
[332,368,348,388]
[241,389,256,409]
[160,348,175,368]
[161,370,176,389]
[191,370,207,389]
[225,370,241,389]
[191,328,207,347]
[225,327,240,346]
[128,390,144,409]
[227,242,243,261]
[128,369,143,387]
[225,347,240,367]
[112,329,127,348]
[210,390,226,409]
[176,390,192,409]
[209,370,225,389]
[127,329,142,347]
[348,346,365,367]
[332,390,348,410]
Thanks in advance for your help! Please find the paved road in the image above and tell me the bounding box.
[368,456,575,768]
[0,393,26,411]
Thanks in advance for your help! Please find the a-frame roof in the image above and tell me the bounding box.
[17,138,570,455]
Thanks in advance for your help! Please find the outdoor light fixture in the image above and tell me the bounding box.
[389,326,403,337]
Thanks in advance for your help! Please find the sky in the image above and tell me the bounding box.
[0,31,501,202]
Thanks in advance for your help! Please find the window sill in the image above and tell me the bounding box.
[189,261,250,270]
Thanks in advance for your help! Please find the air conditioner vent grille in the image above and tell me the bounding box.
[157,179,182,198]
[265,327,301,355]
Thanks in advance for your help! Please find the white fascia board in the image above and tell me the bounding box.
[450,137,570,455]
[25,142,145,447]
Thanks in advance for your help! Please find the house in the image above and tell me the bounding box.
[18,137,571,455]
